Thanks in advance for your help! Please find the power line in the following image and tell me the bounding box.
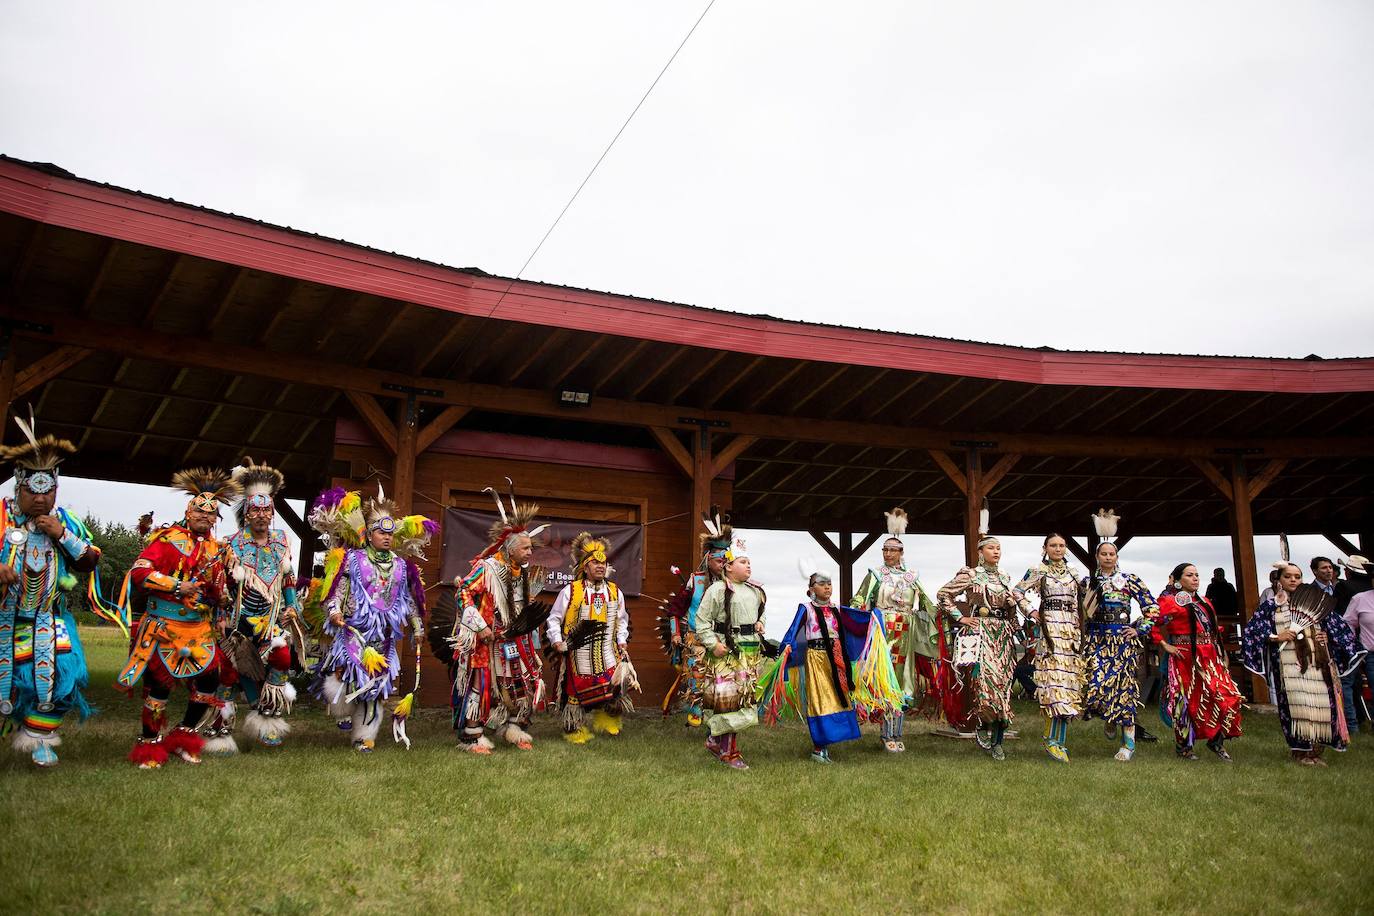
[458,1,719,345]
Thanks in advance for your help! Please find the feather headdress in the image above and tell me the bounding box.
[569,531,609,574]
[1091,508,1120,541]
[976,498,996,547]
[308,487,365,548]
[883,506,908,548]
[699,505,733,560]
[477,477,547,561]
[1271,532,1296,573]
[172,467,242,514]
[232,457,285,528]
[1,411,76,492]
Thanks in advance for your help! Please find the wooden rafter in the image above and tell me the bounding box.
[78,239,121,318]
[204,266,249,333]
[747,360,810,412]
[12,345,92,399]
[504,327,568,386]
[416,405,470,453]
[628,346,689,399]
[822,367,890,418]
[345,391,398,454]
[141,254,189,326]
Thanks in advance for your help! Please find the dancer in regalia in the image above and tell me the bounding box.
[850,507,938,751]
[0,416,108,767]
[1152,563,1242,760]
[206,459,307,753]
[1242,541,1365,766]
[760,569,899,763]
[117,468,240,768]
[936,507,1022,761]
[446,482,549,755]
[546,532,640,743]
[309,485,432,752]
[1079,511,1159,761]
[1014,533,1084,762]
[694,535,766,769]
[656,509,729,727]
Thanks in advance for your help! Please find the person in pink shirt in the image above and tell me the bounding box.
[1341,578,1374,731]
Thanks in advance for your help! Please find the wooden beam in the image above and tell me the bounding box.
[963,449,983,566]
[1246,458,1288,501]
[809,529,842,565]
[274,496,309,540]
[345,391,397,454]
[392,395,418,514]
[711,434,758,477]
[690,429,713,560]
[78,240,121,318]
[927,449,967,495]
[646,426,693,478]
[838,531,855,601]
[1064,536,1093,569]
[205,266,249,333]
[1226,457,1266,699]
[1323,532,1360,558]
[11,345,92,399]
[0,340,15,432]
[10,312,1374,459]
[1190,458,1234,502]
[1113,534,1133,554]
[628,346,687,399]
[416,405,469,454]
[748,360,810,411]
[414,316,470,376]
[981,452,1021,494]
[503,327,566,385]
[141,254,189,326]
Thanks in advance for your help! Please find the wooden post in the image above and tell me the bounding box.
[392,393,418,514]
[1226,457,1265,699]
[838,530,854,604]
[963,448,983,566]
[691,428,712,561]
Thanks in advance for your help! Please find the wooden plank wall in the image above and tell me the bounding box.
[330,442,731,710]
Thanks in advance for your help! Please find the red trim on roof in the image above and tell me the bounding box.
[3,159,1371,394]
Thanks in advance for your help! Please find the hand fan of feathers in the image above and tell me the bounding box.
[563,618,608,653]
[502,598,553,640]
[1286,582,1334,630]
[427,585,460,666]
[654,585,693,658]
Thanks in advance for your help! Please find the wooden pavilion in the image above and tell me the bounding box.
[2,155,1371,704]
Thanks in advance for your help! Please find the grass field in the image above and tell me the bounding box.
[2,627,1370,915]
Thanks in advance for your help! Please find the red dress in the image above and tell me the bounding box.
[1152,592,1243,742]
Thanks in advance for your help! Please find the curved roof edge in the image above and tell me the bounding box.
[2,155,1371,395]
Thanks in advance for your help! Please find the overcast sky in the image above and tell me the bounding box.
[1,4,1369,624]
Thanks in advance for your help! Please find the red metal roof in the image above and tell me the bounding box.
[2,156,1371,394]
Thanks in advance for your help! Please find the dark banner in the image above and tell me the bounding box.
[441,508,645,596]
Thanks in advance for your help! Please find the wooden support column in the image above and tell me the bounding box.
[690,429,713,559]
[275,495,316,586]
[838,531,854,604]
[392,394,418,515]
[1113,534,1133,555]
[963,449,983,567]
[1226,457,1266,700]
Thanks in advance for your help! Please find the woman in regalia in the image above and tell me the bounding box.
[1242,549,1365,766]
[1079,512,1159,761]
[759,570,898,763]
[936,509,1022,761]
[1014,533,1083,763]
[1152,563,1242,760]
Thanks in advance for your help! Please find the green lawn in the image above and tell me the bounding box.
[2,627,1370,915]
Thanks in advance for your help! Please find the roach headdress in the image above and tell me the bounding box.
[172,467,242,516]
[478,477,547,561]
[0,411,76,495]
[231,457,285,528]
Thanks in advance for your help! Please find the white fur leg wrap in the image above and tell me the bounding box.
[12,728,60,753]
